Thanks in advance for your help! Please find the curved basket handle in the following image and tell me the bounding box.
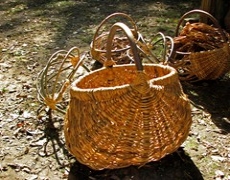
[175,9,227,42]
[106,22,143,71]
[150,32,175,64]
[92,12,139,50]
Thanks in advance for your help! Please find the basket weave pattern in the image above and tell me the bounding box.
[168,9,230,81]
[188,43,230,80]
[64,23,192,170]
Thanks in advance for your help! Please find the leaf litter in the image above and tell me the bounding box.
[0,0,229,180]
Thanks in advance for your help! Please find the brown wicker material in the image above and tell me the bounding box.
[147,32,175,64]
[168,9,230,82]
[37,47,90,114]
[90,12,157,64]
[123,32,174,66]
[64,22,192,170]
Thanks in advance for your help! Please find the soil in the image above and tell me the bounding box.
[0,0,229,180]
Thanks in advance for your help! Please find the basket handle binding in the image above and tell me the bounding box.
[176,9,227,43]
[92,12,139,50]
[106,22,143,71]
[37,47,89,113]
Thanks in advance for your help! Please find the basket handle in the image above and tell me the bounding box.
[92,12,139,50]
[175,9,227,42]
[150,32,175,64]
[106,22,143,71]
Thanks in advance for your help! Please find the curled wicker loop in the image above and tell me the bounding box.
[90,12,145,64]
[37,47,90,114]
[125,32,174,64]
[150,32,174,64]
[64,22,192,170]
[168,9,230,82]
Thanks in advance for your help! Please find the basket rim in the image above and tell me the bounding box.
[174,42,229,56]
[71,64,178,91]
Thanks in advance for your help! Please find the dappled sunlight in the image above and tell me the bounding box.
[1,0,229,180]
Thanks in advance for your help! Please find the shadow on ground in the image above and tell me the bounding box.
[68,147,203,180]
[182,75,230,134]
[0,0,200,50]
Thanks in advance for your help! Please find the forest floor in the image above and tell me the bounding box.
[0,0,229,180]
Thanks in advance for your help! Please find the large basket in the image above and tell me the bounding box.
[64,22,192,170]
[90,12,156,65]
[168,9,230,82]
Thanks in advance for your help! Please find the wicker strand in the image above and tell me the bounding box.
[37,47,90,114]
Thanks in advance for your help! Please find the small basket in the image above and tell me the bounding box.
[37,47,90,114]
[90,12,152,65]
[64,22,192,170]
[168,9,230,82]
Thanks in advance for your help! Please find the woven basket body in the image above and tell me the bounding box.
[188,43,230,80]
[64,23,192,170]
[168,9,230,81]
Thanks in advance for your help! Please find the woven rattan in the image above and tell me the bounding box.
[90,12,158,65]
[168,9,230,82]
[37,47,90,114]
[147,32,174,64]
[64,23,192,170]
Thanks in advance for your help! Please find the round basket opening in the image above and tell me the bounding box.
[75,64,176,89]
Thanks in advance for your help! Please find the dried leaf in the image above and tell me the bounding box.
[211,155,226,162]
[30,139,47,147]
[215,170,224,178]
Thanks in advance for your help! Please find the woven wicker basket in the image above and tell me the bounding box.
[90,12,151,65]
[64,22,192,170]
[168,9,230,82]
[37,47,90,114]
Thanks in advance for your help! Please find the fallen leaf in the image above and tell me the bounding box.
[0,63,12,68]
[211,155,226,162]
[0,164,8,172]
[26,174,38,180]
[10,113,19,119]
[215,170,225,178]
[30,138,47,147]
[23,111,32,119]
[17,121,25,128]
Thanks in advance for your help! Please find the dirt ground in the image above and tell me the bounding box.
[0,0,229,180]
